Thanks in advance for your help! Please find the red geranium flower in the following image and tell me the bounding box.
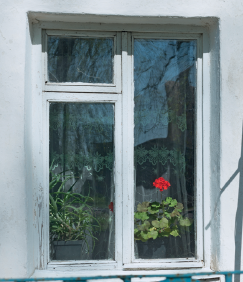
[153,177,171,192]
[108,202,114,212]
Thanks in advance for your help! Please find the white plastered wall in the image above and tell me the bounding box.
[0,0,242,278]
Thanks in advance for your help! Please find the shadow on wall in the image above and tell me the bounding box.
[205,124,243,282]
[234,126,243,282]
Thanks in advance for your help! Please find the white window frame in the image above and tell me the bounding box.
[122,32,204,270]
[44,93,123,270]
[43,30,122,93]
[32,22,210,272]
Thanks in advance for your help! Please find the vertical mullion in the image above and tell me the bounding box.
[114,32,122,93]
[196,35,204,262]
[43,30,50,265]
[202,31,211,267]
[42,30,48,87]
[122,32,134,264]
[115,95,123,268]
[44,98,50,265]
[34,24,48,269]
[130,33,135,262]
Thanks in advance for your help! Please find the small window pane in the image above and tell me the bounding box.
[47,37,114,83]
[49,103,115,261]
[134,39,196,259]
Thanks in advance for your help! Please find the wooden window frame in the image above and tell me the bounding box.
[32,22,210,272]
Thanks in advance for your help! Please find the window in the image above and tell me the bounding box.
[40,26,204,270]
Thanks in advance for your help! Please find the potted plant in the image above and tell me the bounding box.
[134,177,192,242]
[49,166,100,260]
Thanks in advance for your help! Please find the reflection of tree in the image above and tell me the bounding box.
[134,40,196,145]
[134,39,196,259]
[49,103,115,260]
[135,68,196,259]
[48,37,113,83]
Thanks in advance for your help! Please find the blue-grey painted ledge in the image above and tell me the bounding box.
[0,271,242,282]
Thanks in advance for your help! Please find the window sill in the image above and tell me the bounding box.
[47,260,118,271]
[32,265,210,279]
[45,259,203,271]
[123,260,204,270]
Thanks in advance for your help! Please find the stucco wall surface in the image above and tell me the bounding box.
[0,0,243,278]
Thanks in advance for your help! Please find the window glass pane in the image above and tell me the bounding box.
[134,39,196,259]
[49,103,115,260]
[48,37,114,83]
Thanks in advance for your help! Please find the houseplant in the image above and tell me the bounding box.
[134,177,192,242]
[49,165,100,260]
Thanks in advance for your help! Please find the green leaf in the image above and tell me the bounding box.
[159,233,169,237]
[148,206,159,214]
[170,229,179,237]
[141,231,149,240]
[163,228,171,234]
[134,233,142,240]
[148,214,158,221]
[137,225,144,231]
[159,228,171,237]
[171,210,180,217]
[57,175,72,193]
[180,218,192,226]
[144,220,150,229]
[150,202,160,208]
[134,212,149,221]
[169,199,177,207]
[137,202,150,212]
[164,197,172,205]
[152,220,160,228]
[164,211,171,219]
[67,178,79,192]
[159,217,168,228]
[49,194,58,213]
[134,228,139,234]
[137,220,150,231]
[49,175,60,190]
[176,203,184,211]
[148,230,158,239]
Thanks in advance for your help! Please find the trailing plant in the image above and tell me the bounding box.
[49,165,100,250]
[134,177,192,242]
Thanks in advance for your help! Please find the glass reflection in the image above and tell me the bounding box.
[49,103,115,260]
[134,39,196,259]
[48,37,113,83]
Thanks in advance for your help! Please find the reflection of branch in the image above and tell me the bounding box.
[49,71,59,82]
[77,68,100,80]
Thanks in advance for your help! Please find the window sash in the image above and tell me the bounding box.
[122,32,203,265]
[42,30,122,93]
[44,93,123,268]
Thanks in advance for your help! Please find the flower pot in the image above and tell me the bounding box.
[52,240,91,260]
[135,238,166,259]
